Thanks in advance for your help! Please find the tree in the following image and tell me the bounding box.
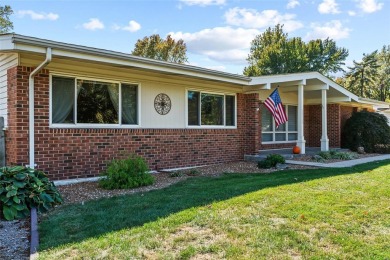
[0,4,13,33]
[243,24,348,76]
[131,34,188,64]
[345,51,379,98]
[377,45,390,101]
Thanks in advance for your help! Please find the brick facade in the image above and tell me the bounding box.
[6,66,260,180]
[5,65,360,180]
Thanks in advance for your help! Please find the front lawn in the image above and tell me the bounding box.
[38,161,390,259]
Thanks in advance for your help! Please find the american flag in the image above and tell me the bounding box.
[264,88,288,128]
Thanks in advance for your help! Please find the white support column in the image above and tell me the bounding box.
[297,84,306,154]
[321,88,329,151]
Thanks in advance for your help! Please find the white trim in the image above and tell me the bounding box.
[28,48,52,169]
[262,141,297,145]
[49,74,141,128]
[185,89,238,129]
[297,84,306,154]
[321,89,329,151]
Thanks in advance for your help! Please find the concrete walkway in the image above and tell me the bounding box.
[286,154,390,168]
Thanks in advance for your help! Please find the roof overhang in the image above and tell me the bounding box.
[1,34,390,110]
[247,71,359,102]
[0,33,251,85]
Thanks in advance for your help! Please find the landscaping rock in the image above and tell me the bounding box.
[357,147,365,154]
[276,163,289,170]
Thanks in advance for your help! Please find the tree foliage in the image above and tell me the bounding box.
[0,4,13,33]
[244,24,348,76]
[345,51,379,98]
[343,45,390,101]
[131,34,188,64]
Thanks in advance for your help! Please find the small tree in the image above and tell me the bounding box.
[0,4,13,33]
[131,34,188,64]
[343,111,390,153]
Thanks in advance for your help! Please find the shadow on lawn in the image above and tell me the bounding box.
[38,160,389,250]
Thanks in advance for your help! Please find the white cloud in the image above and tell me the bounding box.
[305,20,351,40]
[170,27,260,63]
[348,10,357,16]
[318,0,341,14]
[357,0,383,13]
[17,10,59,20]
[287,0,300,9]
[179,0,225,6]
[224,7,303,32]
[83,18,105,31]
[112,20,141,32]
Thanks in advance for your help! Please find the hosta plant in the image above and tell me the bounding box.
[0,166,63,221]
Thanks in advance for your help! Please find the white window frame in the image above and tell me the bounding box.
[261,105,298,144]
[49,74,141,129]
[185,89,237,129]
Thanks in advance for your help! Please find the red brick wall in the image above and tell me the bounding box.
[304,104,346,148]
[243,93,260,154]
[6,66,259,180]
[6,66,31,166]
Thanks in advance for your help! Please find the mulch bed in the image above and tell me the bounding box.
[57,161,314,205]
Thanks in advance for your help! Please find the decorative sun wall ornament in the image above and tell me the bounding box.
[154,93,171,115]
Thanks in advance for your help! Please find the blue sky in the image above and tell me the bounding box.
[4,0,390,75]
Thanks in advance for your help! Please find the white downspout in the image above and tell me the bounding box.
[28,48,52,169]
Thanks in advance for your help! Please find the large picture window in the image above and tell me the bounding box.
[187,91,236,127]
[51,76,138,126]
[261,105,297,143]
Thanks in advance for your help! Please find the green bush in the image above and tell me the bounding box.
[317,150,357,160]
[343,111,390,153]
[318,151,332,160]
[99,155,154,190]
[0,166,63,221]
[258,154,286,169]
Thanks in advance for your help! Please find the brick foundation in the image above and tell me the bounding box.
[6,66,260,180]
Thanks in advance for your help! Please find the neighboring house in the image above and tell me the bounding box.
[0,34,388,180]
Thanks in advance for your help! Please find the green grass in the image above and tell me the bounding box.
[38,161,390,259]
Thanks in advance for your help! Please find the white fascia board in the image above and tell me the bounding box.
[250,73,307,86]
[3,34,251,85]
[0,37,15,50]
[358,98,390,109]
[243,83,269,93]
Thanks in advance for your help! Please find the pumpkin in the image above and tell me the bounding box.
[293,146,301,154]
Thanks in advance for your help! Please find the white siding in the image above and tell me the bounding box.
[0,53,18,127]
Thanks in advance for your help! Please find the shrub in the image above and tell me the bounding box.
[318,151,332,160]
[343,111,390,153]
[258,154,285,169]
[99,155,154,190]
[316,150,358,161]
[0,166,63,221]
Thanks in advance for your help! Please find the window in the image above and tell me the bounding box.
[261,105,297,143]
[187,91,236,127]
[51,76,138,126]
